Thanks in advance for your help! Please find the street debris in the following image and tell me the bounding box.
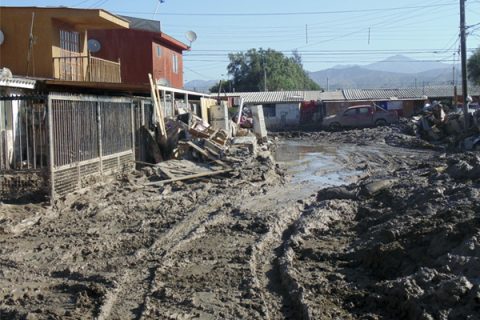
[2,81,480,319]
[413,101,480,151]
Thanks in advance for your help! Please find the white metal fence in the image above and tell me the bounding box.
[48,94,135,199]
[0,93,135,201]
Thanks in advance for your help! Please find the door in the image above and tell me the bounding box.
[341,108,358,127]
[356,107,373,127]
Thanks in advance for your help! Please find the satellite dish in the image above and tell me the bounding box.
[185,31,197,46]
[88,39,101,53]
[0,30,4,45]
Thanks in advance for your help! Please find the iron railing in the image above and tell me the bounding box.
[0,96,48,171]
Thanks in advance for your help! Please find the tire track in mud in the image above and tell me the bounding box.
[248,202,304,319]
[97,197,228,320]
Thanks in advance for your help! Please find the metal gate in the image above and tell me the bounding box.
[0,95,49,200]
[48,94,135,199]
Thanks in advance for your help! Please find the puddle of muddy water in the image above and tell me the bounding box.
[274,141,363,189]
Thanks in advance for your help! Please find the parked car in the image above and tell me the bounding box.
[322,104,399,130]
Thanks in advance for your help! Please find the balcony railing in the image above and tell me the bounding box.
[52,54,121,83]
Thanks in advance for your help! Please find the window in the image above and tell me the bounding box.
[344,109,358,116]
[358,107,370,114]
[156,46,162,57]
[60,29,80,53]
[263,104,276,117]
[172,54,178,73]
[59,29,81,80]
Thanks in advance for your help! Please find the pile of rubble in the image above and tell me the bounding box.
[413,102,480,150]
[142,76,268,186]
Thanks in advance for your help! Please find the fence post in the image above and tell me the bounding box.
[97,101,103,176]
[47,96,55,204]
[131,102,135,164]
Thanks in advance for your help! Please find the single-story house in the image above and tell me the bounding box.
[224,91,325,130]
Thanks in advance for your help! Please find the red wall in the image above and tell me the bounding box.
[89,29,184,88]
[151,40,184,88]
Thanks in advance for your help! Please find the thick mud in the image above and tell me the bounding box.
[1,125,479,319]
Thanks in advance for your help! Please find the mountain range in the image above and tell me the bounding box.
[184,55,460,92]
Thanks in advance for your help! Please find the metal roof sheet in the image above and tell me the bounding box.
[317,91,346,101]
[0,77,36,89]
[224,90,325,104]
[343,86,480,101]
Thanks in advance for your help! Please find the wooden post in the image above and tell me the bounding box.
[148,73,167,137]
[87,52,89,82]
[118,57,121,83]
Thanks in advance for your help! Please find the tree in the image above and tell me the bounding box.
[209,48,320,93]
[468,48,480,86]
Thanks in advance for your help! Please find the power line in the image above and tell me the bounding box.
[113,2,457,17]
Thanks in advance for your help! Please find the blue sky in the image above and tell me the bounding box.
[4,0,480,84]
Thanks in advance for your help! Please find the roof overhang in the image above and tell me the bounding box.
[154,33,189,51]
[53,9,129,29]
[43,80,150,95]
[0,77,36,89]
[1,7,129,30]
[156,83,211,98]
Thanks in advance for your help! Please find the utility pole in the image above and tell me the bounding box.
[460,0,469,129]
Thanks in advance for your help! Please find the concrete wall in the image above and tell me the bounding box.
[262,103,301,129]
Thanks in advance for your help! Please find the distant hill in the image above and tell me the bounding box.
[363,55,452,74]
[309,55,459,89]
[186,55,460,92]
[184,80,217,93]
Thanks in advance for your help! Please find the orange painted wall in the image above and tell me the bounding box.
[0,7,127,79]
[0,7,65,78]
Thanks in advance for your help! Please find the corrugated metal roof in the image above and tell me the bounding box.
[224,90,325,104]
[0,77,36,89]
[343,86,480,101]
[317,91,345,101]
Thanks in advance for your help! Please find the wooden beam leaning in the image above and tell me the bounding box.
[148,73,166,137]
[154,80,167,136]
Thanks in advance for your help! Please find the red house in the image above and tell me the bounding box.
[89,19,189,88]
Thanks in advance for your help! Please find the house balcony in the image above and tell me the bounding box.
[52,55,121,83]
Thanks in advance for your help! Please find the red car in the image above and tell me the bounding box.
[322,104,399,130]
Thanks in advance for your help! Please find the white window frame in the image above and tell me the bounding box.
[172,54,178,74]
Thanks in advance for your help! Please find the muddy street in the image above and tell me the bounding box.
[1,128,480,320]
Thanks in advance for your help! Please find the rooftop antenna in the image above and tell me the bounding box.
[185,30,197,48]
[153,0,165,19]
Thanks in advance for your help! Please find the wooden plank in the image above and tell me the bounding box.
[148,73,166,137]
[186,141,227,167]
[154,80,167,136]
[145,168,233,186]
[158,167,175,179]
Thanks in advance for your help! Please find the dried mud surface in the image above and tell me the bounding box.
[1,125,480,320]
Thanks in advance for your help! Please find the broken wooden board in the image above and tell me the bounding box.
[145,159,232,185]
[184,141,228,167]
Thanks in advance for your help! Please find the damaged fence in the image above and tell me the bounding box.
[0,96,49,199]
[48,94,134,199]
[0,93,135,201]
